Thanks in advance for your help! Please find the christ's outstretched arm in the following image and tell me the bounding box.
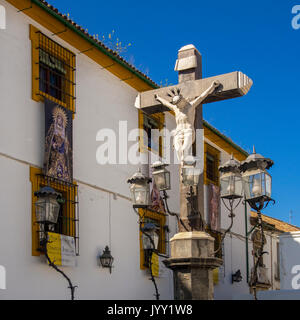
[155,94,176,112]
[190,81,220,109]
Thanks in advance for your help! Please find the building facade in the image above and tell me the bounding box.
[0,0,179,300]
[0,0,297,300]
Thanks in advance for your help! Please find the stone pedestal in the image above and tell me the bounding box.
[163,232,223,300]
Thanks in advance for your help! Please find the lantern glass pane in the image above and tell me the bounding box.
[101,256,111,267]
[142,232,153,250]
[251,173,262,198]
[131,184,150,206]
[35,196,60,224]
[243,175,250,200]
[243,170,270,200]
[35,198,46,223]
[245,173,261,199]
[47,197,60,224]
[153,169,171,191]
[142,229,160,250]
[265,173,272,198]
[220,173,243,198]
[153,231,160,250]
[182,167,201,187]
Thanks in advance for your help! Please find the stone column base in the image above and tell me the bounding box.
[163,232,223,300]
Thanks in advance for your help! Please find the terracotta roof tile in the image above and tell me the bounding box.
[251,212,300,233]
[35,0,159,88]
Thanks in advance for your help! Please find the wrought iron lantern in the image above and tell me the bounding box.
[213,155,243,255]
[141,222,160,251]
[34,186,61,226]
[182,160,201,187]
[100,246,114,274]
[240,147,274,211]
[127,169,152,208]
[219,155,243,200]
[151,161,171,191]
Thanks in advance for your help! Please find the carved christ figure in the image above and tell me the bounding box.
[155,81,220,165]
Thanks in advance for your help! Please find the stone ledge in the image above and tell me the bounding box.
[170,231,214,242]
[163,257,223,270]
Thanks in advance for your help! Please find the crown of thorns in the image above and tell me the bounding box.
[167,88,182,98]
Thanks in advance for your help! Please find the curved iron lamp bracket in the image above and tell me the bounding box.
[40,232,77,301]
[133,207,161,300]
[162,190,190,232]
[214,196,242,255]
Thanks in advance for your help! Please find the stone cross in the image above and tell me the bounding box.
[135,44,252,232]
[135,44,252,300]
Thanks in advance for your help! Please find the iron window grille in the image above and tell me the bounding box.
[204,143,220,186]
[140,112,165,157]
[206,153,217,182]
[36,31,76,114]
[141,216,167,268]
[138,208,167,270]
[34,173,79,256]
[142,217,159,267]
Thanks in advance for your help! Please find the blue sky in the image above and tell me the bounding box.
[49,0,300,226]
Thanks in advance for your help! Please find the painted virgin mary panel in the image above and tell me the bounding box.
[149,165,166,213]
[209,184,220,231]
[44,100,73,183]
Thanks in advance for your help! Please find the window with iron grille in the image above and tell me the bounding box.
[206,153,216,181]
[139,209,167,270]
[139,111,165,157]
[204,143,220,185]
[30,167,79,256]
[30,25,76,114]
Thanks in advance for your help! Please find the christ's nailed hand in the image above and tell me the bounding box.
[213,80,220,87]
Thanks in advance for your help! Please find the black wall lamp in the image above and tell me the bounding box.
[232,270,243,283]
[100,246,114,274]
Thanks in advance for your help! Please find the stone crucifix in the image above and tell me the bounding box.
[154,80,220,165]
[135,44,252,232]
[135,45,253,300]
[135,46,252,168]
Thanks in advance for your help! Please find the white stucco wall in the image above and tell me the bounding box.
[0,0,177,300]
[280,232,300,290]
